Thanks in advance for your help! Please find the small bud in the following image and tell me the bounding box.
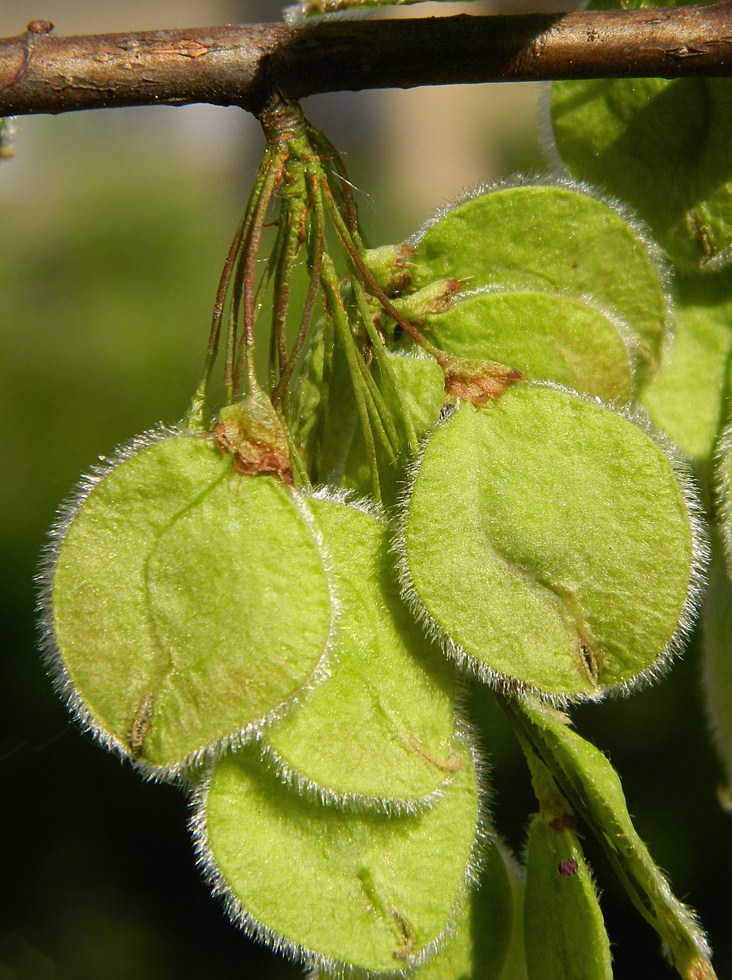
[26,19,54,33]
[390,278,463,322]
[558,859,579,877]
[363,243,414,296]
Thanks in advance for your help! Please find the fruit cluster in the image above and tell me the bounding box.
[40,95,718,978]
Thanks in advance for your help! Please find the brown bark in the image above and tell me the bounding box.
[1,4,732,118]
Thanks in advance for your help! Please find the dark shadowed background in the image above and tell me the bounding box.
[1,1,730,978]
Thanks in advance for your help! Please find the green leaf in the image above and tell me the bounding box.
[44,433,334,774]
[639,269,732,478]
[423,290,635,404]
[196,737,481,975]
[399,384,705,699]
[550,23,732,271]
[523,816,612,980]
[262,492,458,810]
[500,853,529,980]
[512,699,715,980]
[408,180,670,377]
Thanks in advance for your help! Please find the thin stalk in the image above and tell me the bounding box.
[344,310,401,462]
[194,214,246,419]
[236,147,288,398]
[321,252,381,502]
[272,197,307,404]
[314,309,334,485]
[229,213,288,397]
[311,173,401,465]
[320,179,447,365]
[348,318,401,465]
[251,216,288,393]
[225,259,243,405]
[279,406,311,488]
[272,170,325,408]
[308,181,336,485]
[309,126,361,240]
[228,225,281,399]
[231,212,284,397]
[207,144,279,408]
[348,272,418,455]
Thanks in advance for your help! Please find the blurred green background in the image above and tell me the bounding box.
[1,1,730,978]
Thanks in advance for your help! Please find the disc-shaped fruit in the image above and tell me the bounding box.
[409,182,669,376]
[400,385,702,698]
[45,433,333,774]
[263,494,457,810]
[424,290,635,403]
[196,738,480,974]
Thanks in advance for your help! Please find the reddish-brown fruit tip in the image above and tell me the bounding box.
[442,356,523,406]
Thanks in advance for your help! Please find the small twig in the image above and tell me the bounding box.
[1,5,732,118]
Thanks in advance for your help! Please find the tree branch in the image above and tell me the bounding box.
[2,3,732,118]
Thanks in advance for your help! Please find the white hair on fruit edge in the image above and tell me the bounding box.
[714,416,732,566]
[406,172,675,365]
[253,484,456,816]
[391,404,602,710]
[701,242,732,273]
[561,381,710,700]
[190,720,493,979]
[439,283,643,404]
[393,382,709,707]
[36,426,340,788]
[36,424,183,780]
[307,483,387,523]
[255,736,449,818]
